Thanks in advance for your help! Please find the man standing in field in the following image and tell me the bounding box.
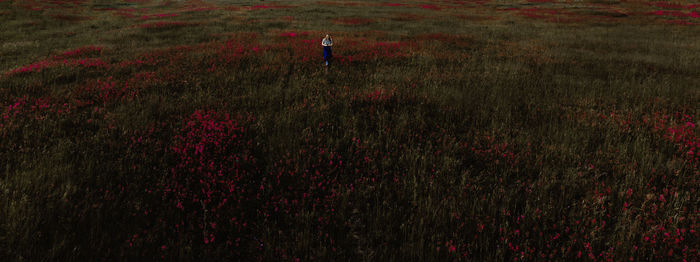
[322,34,333,68]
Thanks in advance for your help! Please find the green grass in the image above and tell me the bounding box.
[1,0,698,261]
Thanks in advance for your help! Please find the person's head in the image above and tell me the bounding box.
[325,34,330,40]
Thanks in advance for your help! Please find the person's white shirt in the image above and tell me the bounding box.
[322,38,333,47]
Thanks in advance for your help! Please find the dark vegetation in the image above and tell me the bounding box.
[0,0,698,260]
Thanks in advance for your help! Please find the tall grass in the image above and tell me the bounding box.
[1,0,698,261]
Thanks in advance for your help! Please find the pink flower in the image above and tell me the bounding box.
[420,4,441,10]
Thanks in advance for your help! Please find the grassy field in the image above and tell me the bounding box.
[1,0,698,260]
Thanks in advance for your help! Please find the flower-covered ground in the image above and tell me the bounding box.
[0,0,698,261]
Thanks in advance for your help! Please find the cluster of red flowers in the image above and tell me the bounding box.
[333,40,416,65]
[5,46,106,76]
[0,96,70,136]
[122,107,396,259]
[74,76,140,107]
[647,10,700,18]
[165,110,258,246]
[6,58,108,76]
[658,115,698,169]
[646,10,700,25]
[53,45,102,59]
[6,60,54,75]
[420,4,442,11]
[279,32,307,38]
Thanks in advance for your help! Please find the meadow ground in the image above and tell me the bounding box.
[0,0,698,260]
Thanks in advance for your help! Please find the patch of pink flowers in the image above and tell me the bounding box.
[53,45,103,60]
[279,32,309,38]
[662,115,698,168]
[594,110,698,169]
[647,10,700,18]
[73,76,136,106]
[7,60,54,75]
[62,58,109,68]
[165,110,257,245]
[420,4,441,10]
[5,57,108,77]
[1,96,70,136]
